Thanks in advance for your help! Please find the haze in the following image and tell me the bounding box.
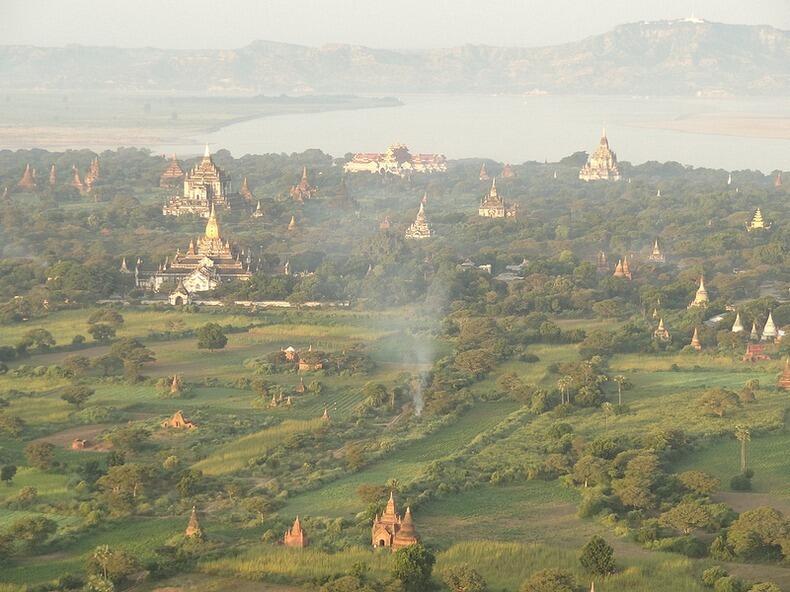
[2,0,789,49]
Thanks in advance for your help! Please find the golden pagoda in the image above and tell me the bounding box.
[185,506,204,539]
[17,163,37,191]
[690,327,702,351]
[688,275,709,308]
[612,256,632,280]
[746,208,772,231]
[778,358,790,391]
[647,238,665,263]
[579,129,621,181]
[478,178,517,218]
[137,203,251,293]
[405,202,433,239]
[289,166,317,202]
[653,318,671,342]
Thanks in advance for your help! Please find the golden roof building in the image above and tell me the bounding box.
[579,129,621,182]
[746,208,772,231]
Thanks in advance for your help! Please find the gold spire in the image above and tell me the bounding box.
[205,203,220,239]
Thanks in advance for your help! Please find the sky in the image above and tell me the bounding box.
[2,0,789,49]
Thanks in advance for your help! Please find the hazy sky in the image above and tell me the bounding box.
[2,0,788,49]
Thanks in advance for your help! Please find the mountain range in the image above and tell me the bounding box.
[1,19,788,96]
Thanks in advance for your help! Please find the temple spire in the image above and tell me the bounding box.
[205,203,220,239]
[203,144,211,159]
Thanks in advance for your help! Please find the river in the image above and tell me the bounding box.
[154,94,790,171]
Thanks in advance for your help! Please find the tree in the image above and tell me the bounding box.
[0,464,17,485]
[748,584,781,592]
[698,388,741,418]
[734,425,750,473]
[93,354,124,376]
[612,375,631,406]
[444,564,488,592]
[110,338,155,381]
[88,323,116,343]
[579,535,615,576]
[678,470,719,496]
[557,376,573,405]
[25,441,56,470]
[20,328,55,352]
[726,507,789,561]
[520,569,576,592]
[392,543,436,592]
[0,413,25,438]
[87,544,138,584]
[659,499,713,534]
[61,385,95,408]
[9,516,57,550]
[88,309,125,328]
[454,348,496,377]
[197,323,228,352]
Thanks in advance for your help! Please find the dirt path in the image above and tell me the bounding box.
[33,423,113,449]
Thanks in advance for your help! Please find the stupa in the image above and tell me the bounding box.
[289,166,317,202]
[746,208,772,231]
[688,275,709,308]
[405,202,433,239]
[647,238,665,263]
[579,129,621,181]
[731,312,745,333]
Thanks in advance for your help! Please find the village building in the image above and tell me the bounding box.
[405,202,433,239]
[371,492,420,550]
[162,410,197,429]
[653,318,671,342]
[778,358,790,391]
[478,178,517,218]
[17,163,37,191]
[746,208,772,231]
[647,239,666,263]
[160,154,185,188]
[185,506,203,539]
[137,204,251,293]
[283,516,308,548]
[282,346,299,362]
[690,327,702,351]
[731,312,745,333]
[289,166,317,202]
[163,145,235,217]
[688,275,709,308]
[579,130,621,181]
[169,280,192,305]
[344,143,447,176]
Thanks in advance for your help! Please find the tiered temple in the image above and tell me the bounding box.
[160,155,185,188]
[647,239,666,263]
[405,202,433,239]
[283,516,308,548]
[688,275,709,308]
[612,256,632,280]
[239,176,254,201]
[654,318,671,342]
[137,204,251,293]
[163,146,235,217]
[746,208,772,231]
[371,493,420,550]
[478,178,517,218]
[289,166,317,202]
[579,129,621,181]
[344,143,447,176]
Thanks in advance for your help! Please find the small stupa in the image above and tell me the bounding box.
[731,312,745,333]
[185,506,204,539]
[478,163,490,181]
[688,275,709,308]
[690,327,702,351]
[288,215,297,231]
[761,312,778,341]
[647,238,665,263]
[654,318,671,342]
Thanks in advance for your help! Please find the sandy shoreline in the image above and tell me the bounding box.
[628,113,790,140]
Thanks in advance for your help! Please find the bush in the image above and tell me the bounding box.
[713,576,744,592]
[729,473,752,491]
[702,566,728,587]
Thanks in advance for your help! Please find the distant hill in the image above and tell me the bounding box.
[1,19,789,95]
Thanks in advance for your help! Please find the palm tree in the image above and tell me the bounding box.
[734,425,750,474]
[601,402,615,430]
[557,376,573,405]
[613,375,626,406]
